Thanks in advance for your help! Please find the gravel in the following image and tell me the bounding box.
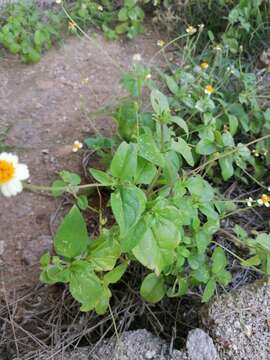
[201,281,270,360]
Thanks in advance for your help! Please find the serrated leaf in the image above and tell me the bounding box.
[54,205,89,258]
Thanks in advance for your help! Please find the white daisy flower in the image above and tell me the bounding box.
[132,53,142,62]
[0,153,29,197]
[55,0,62,4]
[247,197,253,207]
[72,140,83,152]
[257,194,270,207]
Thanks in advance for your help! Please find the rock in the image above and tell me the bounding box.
[91,329,187,360]
[15,330,187,360]
[186,329,220,360]
[201,281,270,360]
[21,235,52,266]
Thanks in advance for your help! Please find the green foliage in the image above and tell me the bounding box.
[0,2,62,63]
[39,1,270,314]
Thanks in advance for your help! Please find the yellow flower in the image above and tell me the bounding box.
[157,40,165,47]
[186,26,197,35]
[0,153,29,197]
[204,84,215,95]
[72,141,83,152]
[200,62,209,70]
[145,73,152,80]
[68,21,76,30]
[257,194,270,207]
[98,5,103,11]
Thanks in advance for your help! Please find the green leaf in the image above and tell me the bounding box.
[60,170,81,186]
[88,230,121,271]
[89,168,115,185]
[54,205,89,258]
[219,155,234,180]
[241,255,261,267]
[216,270,232,286]
[171,116,189,135]
[228,114,238,136]
[115,100,138,141]
[196,139,216,155]
[104,262,128,285]
[202,278,216,303]
[51,179,66,197]
[121,218,147,252]
[134,157,157,185]
[138,133,164,167]
[110,142,137,182]
[70,261,103,307]
[187,176,214,202]
[165,75,179,95]
[140,273,166,303]
[171,138,194,166]
[195,231,210,255]
[150,89,170,115]
[212,247,227,274]
[40,266,70,284]
[255,233,270,252]
[222,132,235,147]
[133,218,179,275]
[77,195,88,210]
[192,265,210,283]
[111,186,146,237]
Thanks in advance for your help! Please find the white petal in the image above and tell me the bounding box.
[0,152,18,165]
[265,202,270,207]
[257,199,263,205]
[16,164,29,180]
[1,179,22,197]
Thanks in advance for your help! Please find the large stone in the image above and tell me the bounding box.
[186,329,220,360]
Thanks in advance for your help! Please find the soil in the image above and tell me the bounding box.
[0,28,161,293]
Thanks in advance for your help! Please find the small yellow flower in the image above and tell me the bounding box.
[186,25,197,35]
[97,5,103,11]
[72,141,83,153]
[204,84,215,95]
[157,40,165,47]
[0,153,29,197]
[145,73,152,80]
[68,21,76,30]
[200,62,209,70]
[257,194,270,207]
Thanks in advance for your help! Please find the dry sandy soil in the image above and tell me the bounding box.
[0,28,161,294]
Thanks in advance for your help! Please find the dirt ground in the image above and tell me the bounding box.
[0,28,161,294]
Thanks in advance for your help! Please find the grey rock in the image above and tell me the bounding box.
[186,329,220,360]
[201,281,270,360]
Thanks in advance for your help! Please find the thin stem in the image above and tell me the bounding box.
[24,183,107,192]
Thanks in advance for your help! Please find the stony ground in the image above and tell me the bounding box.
[0,28,160,293]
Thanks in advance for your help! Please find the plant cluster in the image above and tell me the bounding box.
[0,2,62,63]
[40,34,270,312]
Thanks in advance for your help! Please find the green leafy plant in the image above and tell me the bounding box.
[40,65,270,312]
[0,2,62,63]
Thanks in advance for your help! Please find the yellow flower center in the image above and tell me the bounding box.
[0,160,15,184]
[205,85,214,94]
[260,194,270,204]
[200,62,209,70]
